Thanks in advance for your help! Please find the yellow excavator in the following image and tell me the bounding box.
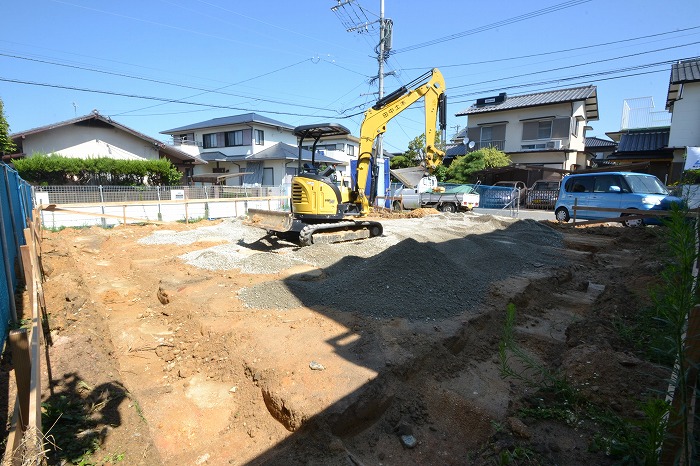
[246,68,447,246]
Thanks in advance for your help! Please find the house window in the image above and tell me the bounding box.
[521,143,547,150]
[225,130,243,147]
[348,145,355,157]
[255,129,264,145]
[522,118,570,141]
[478,124,506,150]
[262,167,274,186]
[203,133,218,149]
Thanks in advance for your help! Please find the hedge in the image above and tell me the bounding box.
[13,154,183,186]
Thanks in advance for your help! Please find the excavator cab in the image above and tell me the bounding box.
[292,123,355,220]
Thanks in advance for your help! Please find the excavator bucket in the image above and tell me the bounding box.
[244,208,294,233]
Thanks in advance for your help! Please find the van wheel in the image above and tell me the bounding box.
[555,207,570,223]
[392,201,403,212]
[621,211,644,228]
[440,203,457,213]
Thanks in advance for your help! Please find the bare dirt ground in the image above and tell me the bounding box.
[8,211,671,465]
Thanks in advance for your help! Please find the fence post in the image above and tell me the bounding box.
[99,185,106,228]
[157,186,162,222]
[204,186,209,220]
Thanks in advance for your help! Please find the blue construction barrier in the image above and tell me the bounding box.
[0,163,33,349]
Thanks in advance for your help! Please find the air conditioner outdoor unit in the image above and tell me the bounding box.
[546,140,562,149]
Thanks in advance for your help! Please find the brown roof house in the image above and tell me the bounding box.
[8,110,204,180]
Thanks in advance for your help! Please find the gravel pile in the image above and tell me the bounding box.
[140,213,566,320]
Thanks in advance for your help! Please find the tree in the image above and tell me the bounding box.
[0,98,17,155]
[482,147,511,168]
[404,132,445,164]
[389,155,416,169]
[432,164,448,182]
[446,147,511,183]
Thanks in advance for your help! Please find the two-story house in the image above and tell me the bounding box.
[455,86,599,177]
[161,113,354,186]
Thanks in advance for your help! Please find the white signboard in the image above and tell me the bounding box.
[170,189,185,201]
[684,147,700,170]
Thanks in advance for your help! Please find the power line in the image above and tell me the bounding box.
[449,43,700,90]
[0,76,356,119]
[0,53,331,112]
[400,25,700,70]
[392,0,592,54]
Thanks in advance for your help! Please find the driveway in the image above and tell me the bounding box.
[474,207,555,222]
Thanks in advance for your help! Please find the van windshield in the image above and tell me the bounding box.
[623,175,668,195]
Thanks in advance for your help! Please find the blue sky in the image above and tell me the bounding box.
[1,0,699,154]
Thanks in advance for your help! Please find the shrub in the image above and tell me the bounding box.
[13,154,182,185]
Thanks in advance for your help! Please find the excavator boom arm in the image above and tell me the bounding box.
[354,68,446,214]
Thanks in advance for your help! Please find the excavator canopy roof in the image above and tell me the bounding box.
[293,123,351,140]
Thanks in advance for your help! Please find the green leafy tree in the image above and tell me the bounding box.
[482,147,511,168]
[0,97,17,155]
[446,147,511,183]
[432,164,449,182]
[404,132,445,164]
[389,154,417,169]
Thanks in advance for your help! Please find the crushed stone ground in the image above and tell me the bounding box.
[139,213,565,320]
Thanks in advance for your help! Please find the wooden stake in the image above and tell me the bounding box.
[9,329,30,432]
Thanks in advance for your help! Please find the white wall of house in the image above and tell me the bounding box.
[669,82,700,148]
[22,125,160,160]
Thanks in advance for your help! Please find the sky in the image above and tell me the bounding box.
[1,0,699,155]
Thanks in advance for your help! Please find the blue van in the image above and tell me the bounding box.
[554,172,684,226]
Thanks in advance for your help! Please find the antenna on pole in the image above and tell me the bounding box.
[72,102,78,117]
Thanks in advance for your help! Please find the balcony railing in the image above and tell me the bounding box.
[171,138,203,147]
[474,140,505,151]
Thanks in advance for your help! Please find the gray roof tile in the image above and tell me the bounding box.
[457,86,598,119]
[585,137,617,149]
[161,113,294,134]
[670,58,700,84]
[617,129,669,152]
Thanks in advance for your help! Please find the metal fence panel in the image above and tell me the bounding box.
[34,184,290,228]
[0,164,32,349]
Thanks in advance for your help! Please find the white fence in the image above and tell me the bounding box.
[34,185,290,228]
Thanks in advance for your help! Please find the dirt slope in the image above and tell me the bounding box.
[23,213,669,465]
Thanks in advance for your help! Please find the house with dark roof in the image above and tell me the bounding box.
[161,113,357,186]
[666,57,700,173]
[455,86,599,177]
[603,127,676,181]
[7,110,204,179]
[585,136,618,166]
[598,59,700,183]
